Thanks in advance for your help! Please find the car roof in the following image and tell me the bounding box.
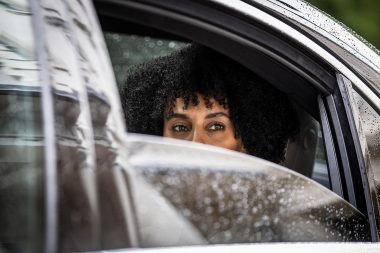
[243,0,380,97]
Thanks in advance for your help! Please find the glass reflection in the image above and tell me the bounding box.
[67,1,138,248]
[39,0,100,251]
[0,1,43,252]
[38,0,138,250]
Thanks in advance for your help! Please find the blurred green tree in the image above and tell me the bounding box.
[306,0,380,50]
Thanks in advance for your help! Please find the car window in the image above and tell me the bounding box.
[101,31,375,246]
[96,0,377,245]
[104,32,330,189]
[0,1,43,252]
[126,134,370,245]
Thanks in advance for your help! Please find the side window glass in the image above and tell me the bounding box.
[126,137,370,245]
[0,1,43,252]
[343,78,380,238]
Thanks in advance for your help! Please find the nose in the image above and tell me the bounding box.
[191,129,205,144]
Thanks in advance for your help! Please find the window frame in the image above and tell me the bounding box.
[95,0,335,117]
[94,0,378,241]
[321,73,379,240]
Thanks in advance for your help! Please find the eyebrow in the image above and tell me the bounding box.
[166,112,229,120]
[205,112,230,119]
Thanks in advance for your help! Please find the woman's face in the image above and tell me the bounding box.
[163,95,245,153]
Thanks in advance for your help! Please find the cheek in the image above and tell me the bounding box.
[207,129,242,151]
[162,125,171,137]
[223,137,242,151]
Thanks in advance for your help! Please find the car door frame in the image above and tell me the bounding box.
[94,0,379,241]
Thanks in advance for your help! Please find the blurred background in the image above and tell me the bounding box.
[306,0,380,50]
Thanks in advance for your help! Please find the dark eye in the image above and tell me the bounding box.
[208,123,225,131]
[172,124,191,132]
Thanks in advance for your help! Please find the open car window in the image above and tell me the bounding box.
[104,32,329,189]
[96,0,376,247]
[101,30,371,245]
[105,33,188,87]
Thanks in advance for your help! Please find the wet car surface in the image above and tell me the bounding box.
[1,0,380,252]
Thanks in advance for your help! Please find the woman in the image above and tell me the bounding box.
[120,44,298,164]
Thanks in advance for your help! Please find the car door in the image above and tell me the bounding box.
[1,0,137,252]
[94,0,379,247]
[1,0,379,252]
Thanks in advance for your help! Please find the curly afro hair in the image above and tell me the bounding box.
[120,44,299,164]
